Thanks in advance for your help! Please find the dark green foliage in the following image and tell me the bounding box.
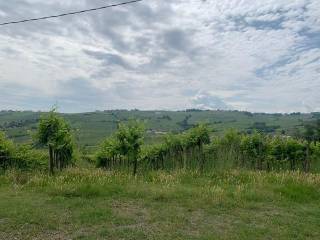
[140,143,169,170]
[0,131,15,170]
[97,123,211,173]
[10,145,47,171]
[268,137,307,171]
[95,121,320,173]
[176,114,194,130]
[0,131,47,171]
[96,120,145,175]
[302,119,320,142]
[96,137,120,169]
[0,118,38,129]
[37,110,75,174]
[310,142,320,171]
[311,142,320,158]
[205,131,317,172]
[240,132,268,170]
[138,124,211,171]
[204,130,244,170]
[247,122,280,133]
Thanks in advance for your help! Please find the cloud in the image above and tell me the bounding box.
[192,92,230,110]
[83,50,131,69]
[0,0,319,112]
[162,29,191,52]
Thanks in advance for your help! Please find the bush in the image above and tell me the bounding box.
[96,137,120,169]
[0,131,15,170]
[310,142,320,171]
[12,145,48,171]
[0,131,47,171]
[268,137,306,171]
[96,120,145,175]
[240,132,268,169]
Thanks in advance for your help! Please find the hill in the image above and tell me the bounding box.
[0,110,318,148]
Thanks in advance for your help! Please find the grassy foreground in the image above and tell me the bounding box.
[1,169,320,240]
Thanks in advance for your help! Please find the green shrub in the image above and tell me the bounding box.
[310,142,320,171]
[268,137,307,171]
[96,120,145,175]
[0,131,47,171]
[0,131,15,170]
[240,132,268,169]
[96,137,120,168]
[12,144,48,171]
[37,110,75,174]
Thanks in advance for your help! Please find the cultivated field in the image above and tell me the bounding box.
[1,110,316,147]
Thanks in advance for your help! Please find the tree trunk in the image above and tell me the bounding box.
[305,143,311,172]
[58,152,62,171]
[133,153,138,176]
[199,144,204,172]
[184,148,188,170]
[49,145,54,175]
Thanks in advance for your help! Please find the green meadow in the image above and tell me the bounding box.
[1,168,320,240]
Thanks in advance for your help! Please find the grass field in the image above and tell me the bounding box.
[1,168,320,240]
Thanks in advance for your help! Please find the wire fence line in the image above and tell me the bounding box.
[0,0,143,26]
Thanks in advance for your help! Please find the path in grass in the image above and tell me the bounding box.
[1,169,320,240]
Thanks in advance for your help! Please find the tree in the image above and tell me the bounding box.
[164,133,183,168]
[115,120,145,175]
[240,132,268,170]
[96,137,120,169]
[181,124,210,170]
[37,110,74,174]
[140,143,167,170]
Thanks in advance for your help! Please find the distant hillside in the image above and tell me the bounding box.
[0,110,318,148]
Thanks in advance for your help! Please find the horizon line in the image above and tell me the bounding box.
[1,109,318,115]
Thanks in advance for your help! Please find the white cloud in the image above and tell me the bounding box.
[0,0,319,112]
[0,10,7,17]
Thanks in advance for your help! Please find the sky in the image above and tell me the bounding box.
[0,0,319,113]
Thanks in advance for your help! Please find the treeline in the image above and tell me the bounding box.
[1,110,320,175]
[0,119,39,129]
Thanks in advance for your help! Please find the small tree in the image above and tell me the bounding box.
[115,120,145,175]
[96,137,120,169]
[240,132,268,170]
[37,110,74,174]
[164,133,184,168]
[189,124,211,170]
[180,124,211,170]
